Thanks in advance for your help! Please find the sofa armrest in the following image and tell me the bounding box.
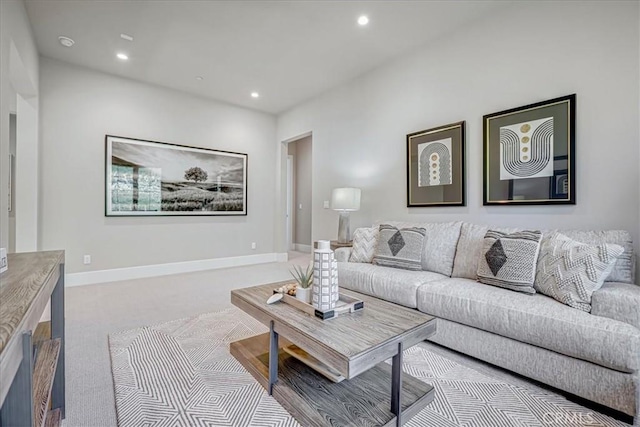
[591,282,640,329]
[334,247,352,262]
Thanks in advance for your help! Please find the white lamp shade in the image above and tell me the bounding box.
[331,188,361,211]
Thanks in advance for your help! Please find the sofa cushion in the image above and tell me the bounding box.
[416,277,640,372]
[535,232,624,312]
[373,225,425,271]
[554,229,635,284]
[452,223,635,284]
[375,221,462,276]
[334,247,351,263]
[349,227,379,263]
[452,223,520,279]
[338,262,446,308]
[477,230,542,294]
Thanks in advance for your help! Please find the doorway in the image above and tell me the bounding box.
[8,114,16,253]
[286,135,312,253]
[7,40,39,253]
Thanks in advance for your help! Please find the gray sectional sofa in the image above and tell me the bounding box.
[334,221,639,422]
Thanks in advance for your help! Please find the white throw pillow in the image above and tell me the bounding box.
[534,232,624,312]
[372,225,426,271]
[476,230,542,294]
[349,227,379,263]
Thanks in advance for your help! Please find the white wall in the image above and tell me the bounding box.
[40,58,278,273]
[277,1,640,265]
[0,0,39,253]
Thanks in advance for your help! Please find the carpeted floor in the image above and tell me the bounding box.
[63,252,311,427]
[108,307,627,427]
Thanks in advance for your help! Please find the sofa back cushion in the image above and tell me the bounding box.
[452,223,635,284]
[374,221,462,276]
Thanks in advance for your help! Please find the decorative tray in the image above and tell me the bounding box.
[273,287,364,320]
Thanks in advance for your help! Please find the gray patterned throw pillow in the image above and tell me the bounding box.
[477,230,542,293]
[534,232,624,312]
[372,225,426,271]
[349,227,379,263]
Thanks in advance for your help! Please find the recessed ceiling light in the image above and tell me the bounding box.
[196,76,204,81]
[58,36,75,47]
[116,53,129,60]
[120,33,134,42]
[251,92,259,98]
[357,15,369,26]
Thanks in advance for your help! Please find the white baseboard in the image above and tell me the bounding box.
[66,252,289,287]
[293,244,312,253]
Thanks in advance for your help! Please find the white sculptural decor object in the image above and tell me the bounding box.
[312,240,339,311]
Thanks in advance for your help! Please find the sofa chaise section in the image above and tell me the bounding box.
[416,278,640,374]
[430,318,637,418]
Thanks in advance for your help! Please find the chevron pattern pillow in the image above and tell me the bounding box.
[372,225,426,271]
[349,227,379,263]
[534,232,624,312]
[477,230,542,293]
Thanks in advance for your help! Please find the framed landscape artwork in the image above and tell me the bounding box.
[105,135,247,216]
[407,121,465,207]
[483,94,576,205]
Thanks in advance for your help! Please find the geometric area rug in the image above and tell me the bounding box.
[108,307,627,427]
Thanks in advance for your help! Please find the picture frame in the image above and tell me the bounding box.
[407,121,465,207]
[483,94,576,205]
[105,135,248,216]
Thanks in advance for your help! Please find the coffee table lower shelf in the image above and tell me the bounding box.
[230,333,435,427]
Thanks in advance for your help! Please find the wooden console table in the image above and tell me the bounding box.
[0,251,65,427]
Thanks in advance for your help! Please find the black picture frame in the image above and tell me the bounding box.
[105,135,248,216]
[483,94,576,205]
[407,121,465,207]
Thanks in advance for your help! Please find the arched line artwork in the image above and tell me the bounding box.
[418,138,452,187]
[499,117,554,180]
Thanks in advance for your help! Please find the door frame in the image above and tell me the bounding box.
[286,155,294,251]
[279,131,312,254]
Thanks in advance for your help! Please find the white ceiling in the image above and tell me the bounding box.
[25,0,503,114]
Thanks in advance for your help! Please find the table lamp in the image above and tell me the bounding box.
[331,188,361,244]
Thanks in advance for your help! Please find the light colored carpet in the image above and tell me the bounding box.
[63,253,310,427]
[108,307,627,427]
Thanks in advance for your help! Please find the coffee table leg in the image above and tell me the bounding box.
[391,342,404,426]
[268,320,279,396]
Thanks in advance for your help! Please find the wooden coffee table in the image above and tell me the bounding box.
[230,282,436,427]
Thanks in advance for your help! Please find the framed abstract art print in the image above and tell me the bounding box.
[483,94,576,205]
[407,121,465,207]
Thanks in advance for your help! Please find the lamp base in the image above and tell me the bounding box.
[337,212,351,244]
